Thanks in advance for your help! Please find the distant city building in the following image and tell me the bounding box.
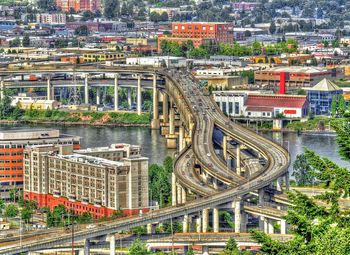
[171,22,234,44]
[254,66,344,92]
[0,129,80,200]
[11,93,60,110]
[126,56,187,68]
[56,0,101,12]
[306,78,343,115]
[36,13,66,24]
[149,7,180,20]
[83,52,125,62]
[24,143,149,218]
[232,2,259,11]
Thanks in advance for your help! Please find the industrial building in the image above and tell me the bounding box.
[23,143,149,218]
[0,129,81,200]
[254,66,344,92]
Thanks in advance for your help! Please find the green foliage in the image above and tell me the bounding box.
[149,157,172,208]
[103,0,119,19]
[187,246,194,255]
[331,96,338,117]
[332,121,350,160]
[220,211,235,229]
[108,112,150,124]
[5,204,19,218]
[0,199,5,215]
[37,0,57,11]
[129,238,149,255]
[22,34,30,47]
[9,187,19,203]
[74,25,89,36]
[9,37,21,47]
[21,207,33,223]
[220,237,251,255]
[292,154,314,186]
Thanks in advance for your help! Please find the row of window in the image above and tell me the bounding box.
[0,174,23,178]
[0,152,23,156]
[0,167,23,170]
[0,159,23,164]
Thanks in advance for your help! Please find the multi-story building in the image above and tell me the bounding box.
[149,7,180,20]
[306,78,343,115]
[36,13,66,24]
[158,22,234,52]
[24,143,149,218]
[56,0,101,12]
[254,66,344,92]
[232,2,259,11]
[171,22,234,44]
[0,129,80,200]
[83,52,125,62]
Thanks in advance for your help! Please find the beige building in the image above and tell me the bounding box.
[24,143,149,218]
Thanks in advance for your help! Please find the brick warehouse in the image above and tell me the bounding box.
[0,129,80,200]
[23,143,149,218]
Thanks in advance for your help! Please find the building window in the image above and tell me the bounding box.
[235,102,239,114]
[228,102,233,114]
[222,102,227,113]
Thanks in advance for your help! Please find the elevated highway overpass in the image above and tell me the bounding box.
[0,67,290,255]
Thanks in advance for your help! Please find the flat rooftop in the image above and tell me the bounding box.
[0,129,80,142]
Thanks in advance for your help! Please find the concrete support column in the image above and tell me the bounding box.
[172,173,177,206]
[202,246,209,255]
[181,186,186,204]
[234,198,241,233]
[285,172,290,191]
[96,87,101,105]
[280,219,287,234]
[84,239,90,255]
[268,220,274,234]
[127,88,132,109]
[262,217,268,233]
[109,234,115,255]
[0,78,4,100]
[179,125,185,152]
[177,184,182,205]
[169,107,175,135]
[47,77,51,101]
[162,93,169,123]
[137,75,142,115]
[147,223,153,235]
[222,135,227,160]
[258,188,265,205]
[114,76,119,111]
[151,74,160,129]
[183,214,189,233]
[196,217,202,233]
[213,208,219,233]
[84,74,89,104]
[236,145,241,176]
[202,208,209,233]
[276,177,283,192]
[240,211,247,233]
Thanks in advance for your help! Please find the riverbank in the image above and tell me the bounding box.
[0,109,151,127]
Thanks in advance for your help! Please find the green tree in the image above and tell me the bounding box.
[332,121,350,161]
[22,34,30,47]
[104,0,120,19]
[9,37,21,47]
[338,95,346,117]
[0,199,5,215]
[129,238,149,255]
[292,154,314,186]
[5,204,19,218]
[74,25,89,36]
[269,21,276,34]
[21,207,33,223]
[221,237,241,255]
[9,187,19,203]
[330,96,337,116]
[187,246,194,255]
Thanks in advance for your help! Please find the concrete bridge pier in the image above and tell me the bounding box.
[234,198,242,233]
[96,87,101,105]
[181,186,186,204]
[0,78,4,100]
[236,144,241,176]
[47,77,52,101]
[213,207,219,233]
[280,219,287,234]
[84,239,90,255]
[84,74,89,105]
[196,216,202,233]
[114,76,119,111]
[178,125,185,151]
[177,184,182,205]
[202,208,209,232]
[161,93,169,135]
[183,214,189,233]
[147,223,154,234]
[107,234,116,255]
[222,135,228,160]
[276,177,283,192]
[127,87,132,109]
[285,171,290,191]
[151,74,160,129]
[166,106,178,149]
[137,75,142,115]
[172,173,177,206]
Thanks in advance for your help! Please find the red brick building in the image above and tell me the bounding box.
[158,22,234,52]
[171,22,234,44]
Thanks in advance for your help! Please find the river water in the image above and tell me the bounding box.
[1,124,349,172]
